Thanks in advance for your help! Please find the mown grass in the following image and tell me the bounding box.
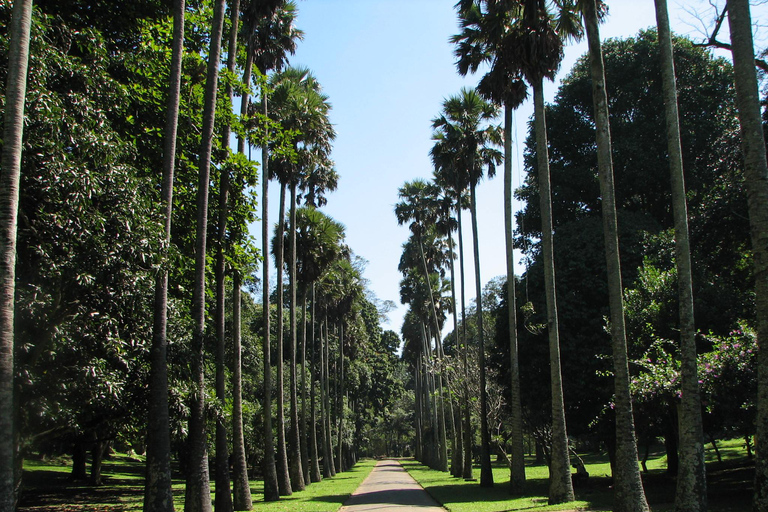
[403,438,755,512]
[18,455,375,512]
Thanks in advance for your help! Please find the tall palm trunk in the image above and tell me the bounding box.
[261,94,280,502]
[457,205,473,480]
[447,232,464,477]
[653,2,706,510]
[532,78,573,505]
[0,0,32,509]
[300,286,310,484]
[416,235,448,471]
[504,103,526,493]
[336,323,344,473]
[213,1,242,509]
[144,1,184,511]
[726,2,768,510]
[309,285,322,483]
[414,360,423,462]
[582,3,648,511]
[231,273,252,511]
[288,183,305,491]
[469,180,493,487]
[275,184,292,496]
[323,316,336,476]
[185,0,227,509]
[233,15,254,512]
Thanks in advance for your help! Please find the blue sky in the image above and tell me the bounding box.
[251,1,768,341]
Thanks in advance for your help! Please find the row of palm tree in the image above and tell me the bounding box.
[390,0,768,511]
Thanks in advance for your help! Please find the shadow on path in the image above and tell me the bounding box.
[339,459,444,511]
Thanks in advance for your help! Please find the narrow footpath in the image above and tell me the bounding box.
[339,459,446,511]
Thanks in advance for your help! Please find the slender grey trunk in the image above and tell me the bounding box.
[584,4,650,510]
[231,273,252,510]
[288,184,305,490]
[470,181,493,487]
[323,317,336,476]
[300,287,310,485]
[456,205,473,480]
[654,2,706,510]
[144,1,183,510]
[309,285,322,482]
[213,1,242,508]
[261,94,279,502]
[185,0,227,509]
[504,103,526,493]
[726,2,768,510]
[447,231,464,477]
[336,323,344,473]
[532,78,573,505]
[275,184,292,496]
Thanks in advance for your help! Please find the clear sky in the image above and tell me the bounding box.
[251,1,768,342]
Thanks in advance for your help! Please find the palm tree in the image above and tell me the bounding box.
[289,207,345,482]
[244,1,303,499]
[0,0,32,509]
[213,0,243,508]
[725,2,768,509]
[144,1,185,511]
[579,1,650,509]
[653,1,705,510]
[452,1,528,491]
[396,179,450,472]
[268,67,335,493]
[185,0,227,509]
[431,88,502,487]
[432,164,473,480]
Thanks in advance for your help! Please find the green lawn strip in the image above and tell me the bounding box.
[21,455,375,512]
[246,459,376,511]
[401,459,597,512]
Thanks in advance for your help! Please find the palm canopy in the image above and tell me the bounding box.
[280,206,346,286]
[242,0,303,74]
[453,0,587,97]
[430,88,502,192]
[395,179,443,237]
[262,66,336,186]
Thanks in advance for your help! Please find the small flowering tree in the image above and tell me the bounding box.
[629,326,757,468]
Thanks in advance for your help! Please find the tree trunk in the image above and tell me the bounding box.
[0,0,32,509]
[336,324,344,474]
[532,78,573,505]
[261,93,279,503]
[300,287,310,485]
[469,181,493,487]
[288,184,305,491]
[185,0,228,509]
[323,317,336,477]
[414,359,423,462]
[275,184,292,496]
[144,1,184,511]
[727,2,768,510]
[309,285,322,483]
[231,273,252,510]
[457,205,473,481]
[583,3,649,510]
[653,2,706,510]
[72,439,88,480]
[504,103,526,494]
[213,1,242,509]
[447,232,464,478]
[90,440,105,487]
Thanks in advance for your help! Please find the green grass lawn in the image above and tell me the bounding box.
[403,438,755,512]
[17,439,755,512]
[18,455,376,512]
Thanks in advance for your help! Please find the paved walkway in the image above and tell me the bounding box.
[339,459,446,511]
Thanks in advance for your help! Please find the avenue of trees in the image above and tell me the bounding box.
[395,1,768,511]
[0,1,410,511]
[3,1,768,512]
